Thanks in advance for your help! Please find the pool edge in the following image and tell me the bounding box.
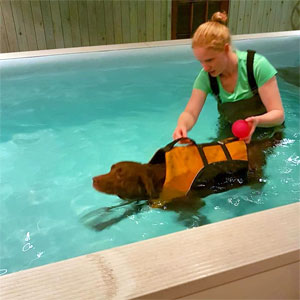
[0,31,299,60]
[1,202,299,299]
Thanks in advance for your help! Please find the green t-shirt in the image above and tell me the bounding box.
[193,50,277,103]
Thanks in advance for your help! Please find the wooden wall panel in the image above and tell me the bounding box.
[60,0,73,48]
[229,0,300,35]
[1,0,19,52]
[31,0,47,50]
[112,0,123,44]
[248,0,258,34]
[129,1,138,43]
[95,0,106,45]
[78,0,89,46]
[166,0,172,40]
[11,0,28,51]
[254,0,265,33]
[1,0,299,53]
[21,1,38,50]
[236,0,246,34]
[161,0,168,40]
[146,0,154,42]
[103,0,114,45]
[153,1,162,41]
[121,1,131,44]
[49,0,64,48]
[0,4,9,52]
[228,0,239,34]
[40,0,55,49]
[69,1,81,47]
[87,1,98,46]
[261,0,272,33]
[137,0,146,42]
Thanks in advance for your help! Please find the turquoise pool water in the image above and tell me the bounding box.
[0,36,299,275]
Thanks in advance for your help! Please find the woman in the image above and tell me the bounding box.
[173,12,285,143]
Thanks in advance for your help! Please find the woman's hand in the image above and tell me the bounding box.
[243,116,259,143]
[172,89,207,140]
[172,126,187,140]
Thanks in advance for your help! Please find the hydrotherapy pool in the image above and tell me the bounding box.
[0,35,299,276]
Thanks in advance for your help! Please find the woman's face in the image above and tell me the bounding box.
[193,46,228,77]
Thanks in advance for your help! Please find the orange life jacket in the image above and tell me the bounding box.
[149,137,248,207]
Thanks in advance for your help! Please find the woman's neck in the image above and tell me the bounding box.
[220,51,238,78]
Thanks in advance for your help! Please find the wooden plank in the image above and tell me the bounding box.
[77,0,90,46]
[278,0,291,31]
[166,0,172,40]
[104,0,114,44]
[121,0,131,43]
[241,0,252,34]
[20,0,38,50]
[146,0,154,41]
[10,0,28,51]
[273,0,285,32]
[49,0,64,48]
[137,0,146,42]
[248,0,259,34]
[59,0,73,48]
[68,0,81,47]
[266,0,278,33]
[0,5,9,52]
[0,0,18,52]
[87,0,98,46]
[228,0,240,34]
[171,0,176,39]
[153,0,161,41]
[40,0,56,49]
[261,0,272,33]
[236,0,246,34]
[112,0,122,44]
[289,0,299,31]
[95,0,106,45]
[161,0,167,40]
[254,0,266,33]
[30,0,47,50]
[129,0,138,43]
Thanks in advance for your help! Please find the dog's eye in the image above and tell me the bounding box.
[115,168,123,179]
[116,167,123,173]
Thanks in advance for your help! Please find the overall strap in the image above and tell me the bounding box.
[208,74,221,103]
[246,50,258,92]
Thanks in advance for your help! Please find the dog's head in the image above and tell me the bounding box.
[93,161,162,200]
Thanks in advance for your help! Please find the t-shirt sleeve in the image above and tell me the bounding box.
[193,68,211,94]
[254,54,277,87]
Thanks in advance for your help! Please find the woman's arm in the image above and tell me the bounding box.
[173,89,207,139]
[244,76,285,143]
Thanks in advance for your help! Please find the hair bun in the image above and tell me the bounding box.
[211,11,228,25]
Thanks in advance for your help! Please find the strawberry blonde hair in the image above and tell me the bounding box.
[192,11,231,51]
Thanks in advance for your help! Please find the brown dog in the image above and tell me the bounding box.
[93,133,283,206]
[93,161,166,201]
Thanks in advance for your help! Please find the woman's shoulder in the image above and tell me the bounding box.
[236,49,269,62]
[236,49,248,60]
[193,68,211,93]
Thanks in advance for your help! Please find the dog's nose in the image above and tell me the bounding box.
[92,177,97,184]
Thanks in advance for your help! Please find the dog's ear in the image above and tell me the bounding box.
[138,170,159,199]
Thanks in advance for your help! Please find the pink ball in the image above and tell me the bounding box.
[231,120,250,138]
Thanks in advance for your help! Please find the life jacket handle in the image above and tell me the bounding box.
[164,137,197,152]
